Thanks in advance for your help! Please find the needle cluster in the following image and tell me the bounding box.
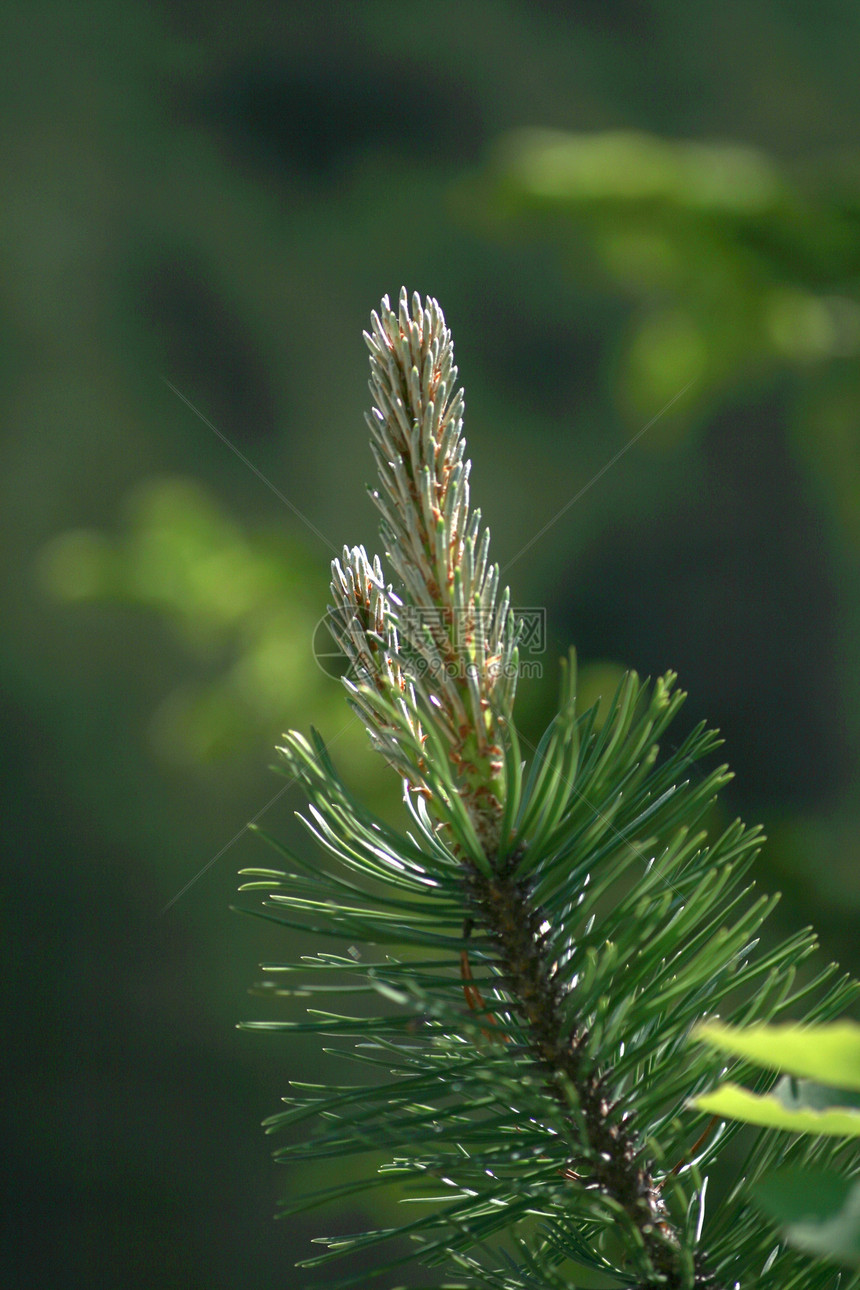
[240,290,858,1290]
[327,291,518,853]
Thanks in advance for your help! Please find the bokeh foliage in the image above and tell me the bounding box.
[4,2,860,1286]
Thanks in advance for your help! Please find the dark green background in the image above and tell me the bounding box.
[4,3,860,1286]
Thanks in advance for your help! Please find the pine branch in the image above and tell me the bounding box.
[461,860,718,1290]
[240,289,859,1290]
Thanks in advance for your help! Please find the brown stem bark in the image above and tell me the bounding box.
[463,860,723,1290]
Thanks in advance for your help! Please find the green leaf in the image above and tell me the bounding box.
[694,1021,860,1089]
[693,1083,860,1137]
[753,1169,860,1267]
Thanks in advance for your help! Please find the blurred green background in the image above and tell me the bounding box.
[4,2,860,1285]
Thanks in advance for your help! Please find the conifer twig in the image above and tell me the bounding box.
[243,289,858,1290]
[328,290,518,854]
[327,289,718,1286]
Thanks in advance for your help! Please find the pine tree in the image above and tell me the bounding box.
[239,289,858,1289]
